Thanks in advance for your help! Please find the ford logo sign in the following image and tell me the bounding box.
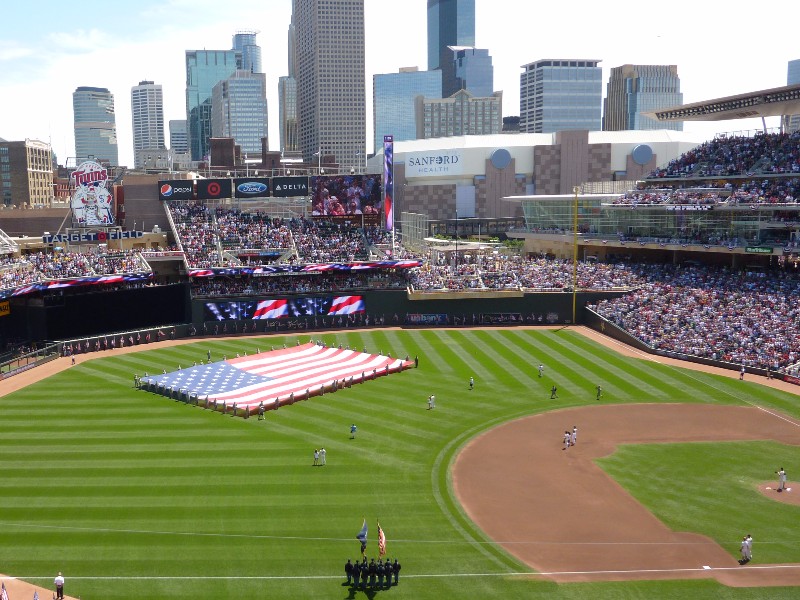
[237,182,268,194]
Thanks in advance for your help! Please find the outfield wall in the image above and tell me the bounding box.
[189,289,625,331]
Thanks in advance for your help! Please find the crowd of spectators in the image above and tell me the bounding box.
[590,264,800,373]
[650,131,800,178]
[167,202,396,266]
[0,250,150,292]
[408,253,647,292]
[192,270,411,297]
[168,202,222,268]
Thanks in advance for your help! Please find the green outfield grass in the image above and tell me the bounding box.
[1,328,799,599]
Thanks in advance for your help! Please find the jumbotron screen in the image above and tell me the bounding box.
[309,174,381,218]
[204,295,365,321]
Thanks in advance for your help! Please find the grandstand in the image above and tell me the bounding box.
[2,127,800,388]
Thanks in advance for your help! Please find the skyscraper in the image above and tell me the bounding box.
[293,0,366,170]
[416,89,502,138]
[603,64,683,131]
[211,70,268,155]
[427,0,475,71]
[233,30,263,74]
[131,81,165,169]
[73,86,119,166]
[169,120,188,154]
[787,59,800,133]
[279,16,299,155]
[373,67,442,153]
[185,50,239,161]
[441,46,494,98]
[519,59,603,133]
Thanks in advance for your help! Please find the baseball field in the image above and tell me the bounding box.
[1,327,799,599]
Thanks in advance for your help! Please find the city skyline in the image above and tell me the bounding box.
[2,0,799,167]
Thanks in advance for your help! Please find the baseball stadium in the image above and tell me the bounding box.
[1,86,800,599]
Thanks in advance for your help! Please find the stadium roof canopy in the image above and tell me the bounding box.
[643,83,800,123]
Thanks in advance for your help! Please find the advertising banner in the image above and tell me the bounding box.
[272,176,310,197]
[158,180,194,201]
[71,161,114,226]
[405,149,464,177]
[383,135,394,230]
[233,177,271,198]
[196,178,233,200]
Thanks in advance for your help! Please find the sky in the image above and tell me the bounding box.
[1,0,799,167]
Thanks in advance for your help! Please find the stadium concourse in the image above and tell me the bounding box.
[139,342,413,416]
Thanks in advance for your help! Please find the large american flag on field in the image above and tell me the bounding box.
[140,342,412,412]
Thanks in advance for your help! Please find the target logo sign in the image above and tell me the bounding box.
[197,179,232,200]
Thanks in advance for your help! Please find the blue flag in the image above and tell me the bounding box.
[356,519,368,543]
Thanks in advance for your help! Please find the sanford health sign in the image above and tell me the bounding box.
[406,150,464,177]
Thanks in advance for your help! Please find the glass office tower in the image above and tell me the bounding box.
[441,46,494,98]
[427,0,475,71]
[185,50,239,161]
[73,86,119,166]
[373,67,442,153]
[603,64,683,131]
[233,31,262,74]
[519,59,602,133]
[211,70,268,155]
[788,59,800,133]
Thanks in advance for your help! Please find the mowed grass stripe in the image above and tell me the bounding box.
[546,331,670,399]
[458,330,532,389]
[537,330,693,401]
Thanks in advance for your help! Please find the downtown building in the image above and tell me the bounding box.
[603,64,683,131]
[441,46,494,98]
[373,67,442,154]
[278,15,299,155]
[233,30,262,74]
[73,86,119,166]
[0,138,53,207]
[519,59,603,134]
[787,59,800,133]
[185,50,239,161]
[415,89,502,139]
[427,0,475,71]
[211,70,269,156]
[293,0,366,171]
[131,80,166,169]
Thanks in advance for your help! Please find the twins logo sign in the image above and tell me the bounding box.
[71,161,114,226]
[197,178,232,200]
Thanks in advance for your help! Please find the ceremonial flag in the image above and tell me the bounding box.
[140,343,412,410]
[378,521,386,557]
[1,582,8,600]
[357,519,368,556]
